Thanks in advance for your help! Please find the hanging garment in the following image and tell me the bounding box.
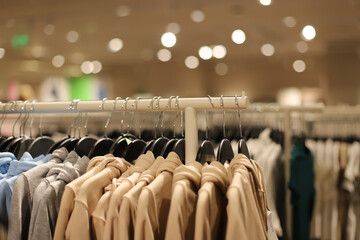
[164,161,202,240]
[337,142,349,240]
[8,148,68,240]
[134,152,183,240]
[117,157,165,240]
[247,128,284,237]
[193,161,229,240]
[103,151,155,240]
[343,142,360,240]
[53,154,129,240]
[0,153,17,177]
[28,153,90,240]
[288,138,315,240]
[0,152,51,231]
[64,155,130,240]
[226,154,268,240]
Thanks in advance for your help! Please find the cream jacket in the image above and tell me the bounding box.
[226,154,268,240]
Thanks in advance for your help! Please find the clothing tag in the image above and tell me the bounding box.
[267,210,278,240]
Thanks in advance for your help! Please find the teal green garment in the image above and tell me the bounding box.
[288,138,316,240]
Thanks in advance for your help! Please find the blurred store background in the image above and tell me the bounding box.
[0,0,359,105]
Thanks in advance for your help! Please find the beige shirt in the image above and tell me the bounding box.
[164,161,202,240]
[99,152,155,240]
[226,154,268,240]
[134,152,183,240]
[53,154,118,240]
[64,156,130,240]
[194,161,229,240]
[118,157,165,240]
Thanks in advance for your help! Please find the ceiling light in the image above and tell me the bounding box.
[184,56,199,69]
[31,46,46,58]
[293,60,306,72]
[116,6,131,17]
[283,16,296,28]
[157,49,172,62]
[81,61,94,74]
[191,10,205,23]
[52,55,65,68]
[0,48,5,59]
[260,44,275,56]
[66,31,79,43]
[231,29,246,44]
[198,46,212,60]
[259,0,271,6]
[296,41,308,53]
[108,38,124,52]
[166,23,181,34]
[161,32,176,48]
[92,61,102,74]
[302,25,316,41]
[212,45,227,59]
[215,63,229,76]
[44,24,55,35]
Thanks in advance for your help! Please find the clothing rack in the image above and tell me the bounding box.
[0,96,249,164]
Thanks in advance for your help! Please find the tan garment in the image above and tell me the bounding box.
[164,162,202,240]
[53,154,119,240]
[134,152,183,240]
[194,161,229,240]
[226,154,268,240]
[64,156,130,240]
[337,142,349,240]
[118,157,165,240]
[100,152,155,240]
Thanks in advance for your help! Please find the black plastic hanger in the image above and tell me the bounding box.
[0,101,24,153]
[216,100,234,164]
[88,98,118,158]
[196,97,216,164]
[74,112,98,157]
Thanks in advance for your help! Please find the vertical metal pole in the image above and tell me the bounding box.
[284,110,292,239]
[185,107,198,164]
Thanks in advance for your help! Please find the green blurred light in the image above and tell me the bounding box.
[11,34,29,48]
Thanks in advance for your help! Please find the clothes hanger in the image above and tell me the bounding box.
[0,101,21,152]
[121,97,147,163]
[0,101,10,145]
[216,95,234,164]
[74,111,98,157]
[14,100,37,159]
[88,98,116,158]
[235,94,250,159]
[7,101,30,154]
[160,97,178,157]
[161,96,185,163]
[196,96,215,165]
[110,97,134,157]
[47,100,81,153]
[141,97,159,154]
[149,97,170,158]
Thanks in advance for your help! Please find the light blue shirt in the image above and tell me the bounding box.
[0,152,16,179]
[0,152,51,228]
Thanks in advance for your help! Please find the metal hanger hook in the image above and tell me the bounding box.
[20,100,29,137]
[68,100,81,137]
[131,97,141,137]
[148,96,158,108]
[29,100,37,138]
[0,102,14,137]
[12,101,24,137]
[104,97,122,138]
[235,94,243,138]
[220,95,226,138]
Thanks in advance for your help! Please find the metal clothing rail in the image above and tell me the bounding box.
[0,95,249,163]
